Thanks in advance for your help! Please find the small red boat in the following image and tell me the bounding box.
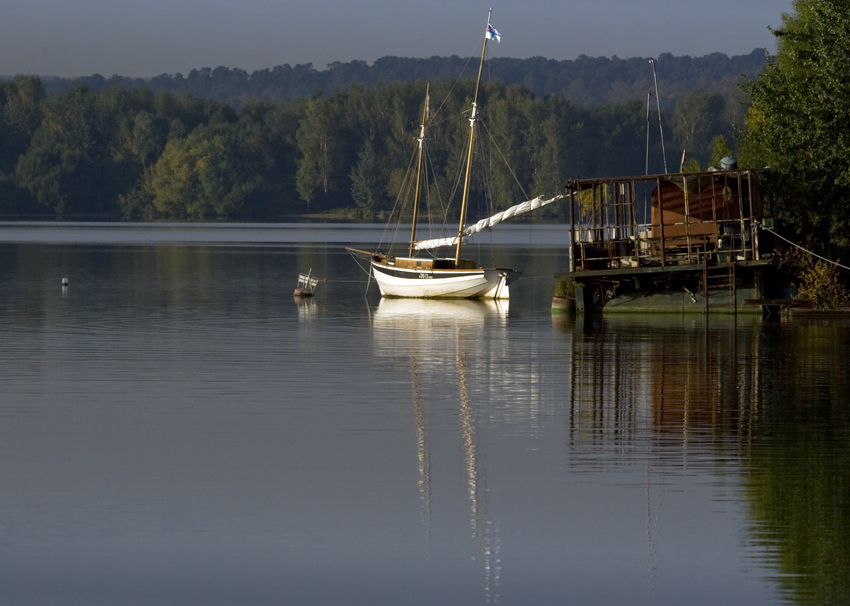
[293,269,320,297]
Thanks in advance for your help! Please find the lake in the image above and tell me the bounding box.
[0,223,847,606]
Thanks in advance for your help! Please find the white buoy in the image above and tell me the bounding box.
[62,278,68,287]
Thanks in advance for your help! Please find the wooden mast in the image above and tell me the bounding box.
[409,83,430,256]
[454,10,491,265]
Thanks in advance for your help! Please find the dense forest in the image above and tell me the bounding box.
[0,55,747,221]
[33,50,766,110]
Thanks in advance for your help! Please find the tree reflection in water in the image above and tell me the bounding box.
[564,315,850,606]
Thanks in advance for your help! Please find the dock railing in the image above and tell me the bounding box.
[566,169,763,273]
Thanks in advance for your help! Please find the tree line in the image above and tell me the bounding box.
[0,74,738,221]
[34,50,766,110]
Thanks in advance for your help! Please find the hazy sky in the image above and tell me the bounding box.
[2,0,793,78]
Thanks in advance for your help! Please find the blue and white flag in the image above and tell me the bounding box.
[486,23,501,43]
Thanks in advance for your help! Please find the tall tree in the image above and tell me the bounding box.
[483,84,535,211]
[672,92,726,164]
[350,136,385,214]
[295,96,349,209]
[530,95,579,205]
[739,0,850,256]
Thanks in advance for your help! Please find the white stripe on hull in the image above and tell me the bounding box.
[371,262,516,299]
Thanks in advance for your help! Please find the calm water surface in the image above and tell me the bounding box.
[0,223,848,606]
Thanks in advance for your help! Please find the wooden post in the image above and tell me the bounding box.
[568,186,576,272]
[683,174,692,264]
[657,176,666,268]
[747,171,758,260]
[710,172,718,258]
[631,180,640,267]
[736,172,746,260]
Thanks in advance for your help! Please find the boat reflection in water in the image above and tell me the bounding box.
[293,293,318,318]
[372,298,507,602]
[373,297,508,330]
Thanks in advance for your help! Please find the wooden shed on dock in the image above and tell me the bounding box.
[561,169,775,313]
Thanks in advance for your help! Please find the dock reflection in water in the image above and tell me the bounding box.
[565,314,762,450]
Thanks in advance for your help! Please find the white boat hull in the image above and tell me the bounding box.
[371,260,517,299]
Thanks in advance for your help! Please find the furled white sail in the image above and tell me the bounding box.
[413,194,564,251]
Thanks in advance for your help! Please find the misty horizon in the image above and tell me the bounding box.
[1,1,790,79]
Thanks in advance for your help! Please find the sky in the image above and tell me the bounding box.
[1,0,793,78]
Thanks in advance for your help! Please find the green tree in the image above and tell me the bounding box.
[672,92,726,165]
[681,157,702,173]
[531,102,586,220]
[295,96,348,208]
[350,137,386,214]
[14,83,115,214]
[586,100,658,177]
[1,76,45,165]
[708,134,735,168]
[483,84,535,211]
[144,129,260,219]
[125,111,166,167]
[745,320,850,605]
[232,100,303,219]
[739,0,850,256]
[0,76,46,213]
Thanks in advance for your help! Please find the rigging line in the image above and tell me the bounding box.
[346,250,373,277]
[471,123,499,259]
[472,119,492,217]
[479,119,530,200]
[426,113,466,130]
[423,145,449,230]
[428,29,494,130]
[427,55,477,129]
[418,150,440,260]
[378,144,420,251]
[470,132,501,259]
[380,157,411,247]
[649,59,668,174]
[420,158,439,260]
[364,267,373,297]
[756,222,850,272]
[443,127,473,227]
[645,90,652,176]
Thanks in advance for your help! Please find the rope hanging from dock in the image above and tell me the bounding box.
[756,221,850,272]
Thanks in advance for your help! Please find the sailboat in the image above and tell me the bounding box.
[348,13,563,299]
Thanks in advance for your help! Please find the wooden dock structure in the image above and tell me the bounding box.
[560,169,776,313]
